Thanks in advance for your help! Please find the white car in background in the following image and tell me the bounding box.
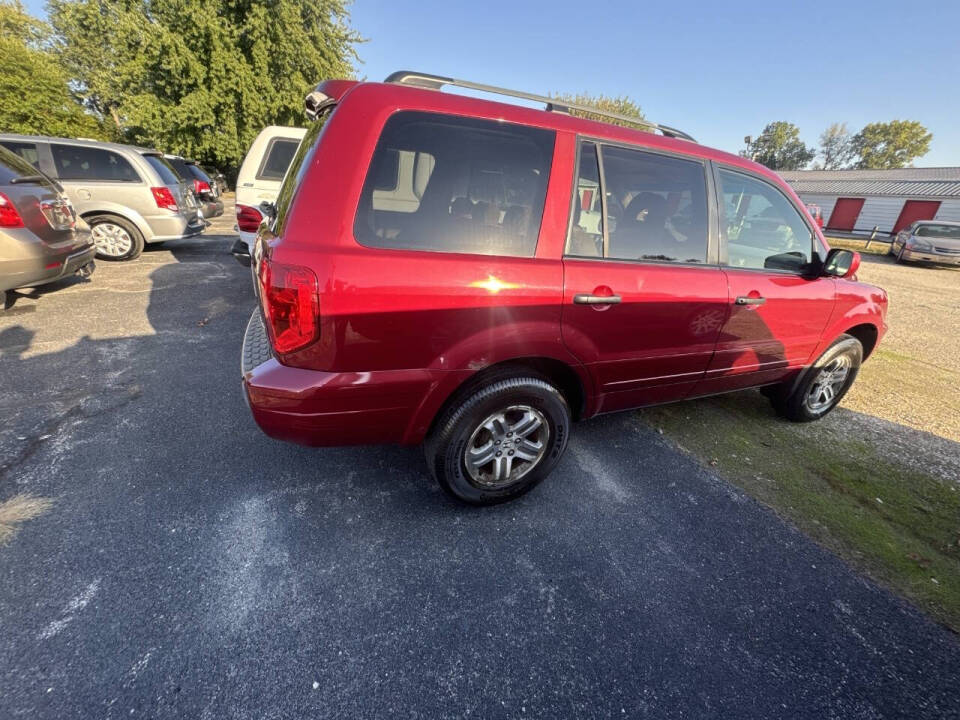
[232,126,306,262]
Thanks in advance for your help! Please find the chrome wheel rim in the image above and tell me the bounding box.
[804,355,851,413]
[464,405,549,488]
[92,222,133,257]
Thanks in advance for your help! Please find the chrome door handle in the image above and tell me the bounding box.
[574,293,622,305]
[735,296,766,306]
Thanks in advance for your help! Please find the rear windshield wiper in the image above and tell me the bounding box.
[10,175,48,185]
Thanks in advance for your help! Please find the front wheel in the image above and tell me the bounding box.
[426,376,571,505]
[770,334,863,422]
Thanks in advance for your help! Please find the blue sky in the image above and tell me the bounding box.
[23,0,960,166]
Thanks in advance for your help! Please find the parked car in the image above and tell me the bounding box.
[0,146,95,309]
[0,134,205,261]
[164,154,223,219]
[233,125,306,262]
[202,165,228,195]
[241,73,888,505]
[889,221,960,266]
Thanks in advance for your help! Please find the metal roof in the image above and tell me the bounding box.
[779,167,960,198]
[780,167,960,182]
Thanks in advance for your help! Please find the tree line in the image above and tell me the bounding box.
[742,120,932,171]
[0,0,359,172]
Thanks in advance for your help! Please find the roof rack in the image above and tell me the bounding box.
[384,71,696,143]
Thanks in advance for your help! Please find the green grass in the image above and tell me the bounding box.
[825,236,892,256]
[644,393,960,631]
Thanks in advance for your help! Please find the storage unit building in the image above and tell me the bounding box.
[779,167,960,235]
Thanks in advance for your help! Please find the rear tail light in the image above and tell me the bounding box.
[236,204,263,233]
[193,179,211,195]
[257,258,320,354]
[151,186,178,212]
[0,193,24,228]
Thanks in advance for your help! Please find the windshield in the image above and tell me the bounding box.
[144,155,182,186]
[915,224,960,240]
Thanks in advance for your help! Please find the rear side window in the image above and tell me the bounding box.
[1,141,41,169]
[718,169,813,272]
[602,146,709,264]
[144,155,181,185]
[0,145,50,185]
[51,144,140,182]
[258,138,301,181]
[355,111,555,257]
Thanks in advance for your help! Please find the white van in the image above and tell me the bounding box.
[234,126,306,254]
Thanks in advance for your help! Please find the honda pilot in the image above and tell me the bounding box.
[241,72,888,505]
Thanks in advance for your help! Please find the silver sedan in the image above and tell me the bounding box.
[890,221,960,266]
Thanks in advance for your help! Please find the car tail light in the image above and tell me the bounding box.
[236,204,263,233]
[193,179,211,195]
[258,258,320,354]
[151,186,178,212]
[0,193,24,228]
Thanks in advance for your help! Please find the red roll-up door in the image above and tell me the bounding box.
[827,198,865,231]
[892,200,941,234]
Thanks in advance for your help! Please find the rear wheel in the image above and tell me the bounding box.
[88,215,144,261]
[769,334,863,422]
[426,375,571,505]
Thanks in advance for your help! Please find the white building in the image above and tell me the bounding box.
[779,167,960,235]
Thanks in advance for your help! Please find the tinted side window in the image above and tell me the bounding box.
[355,111,555,257]
[566,142,603,257]
[1,141,41,169]
[52,145,140,182]
[143,155,181,185]
[258,138,301,181]
[0,145,50,184]
[718,170,812,272]
[603,146,709,264]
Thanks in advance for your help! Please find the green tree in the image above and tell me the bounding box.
[0,0,105,138]
[851,120,932,169]
[48,0,361,170]
[742,122,814,170]
[552,93,647,130]
[817,122,855,170]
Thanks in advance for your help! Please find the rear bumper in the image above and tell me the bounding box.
[145,212,208,242]
[899,248,960,265]
[0,239,96,292]
[200,198,224,219]
[241,311,437,446]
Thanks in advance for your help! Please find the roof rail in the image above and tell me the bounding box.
[384,71,695,143]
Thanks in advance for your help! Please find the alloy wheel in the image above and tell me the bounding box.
[804,355,851,413]
[92,222,133,258]
[464,405,549,488]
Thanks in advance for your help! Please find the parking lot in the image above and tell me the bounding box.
[2,208,960,718]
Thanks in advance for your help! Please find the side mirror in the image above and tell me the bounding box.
[823,248,860,279]
[258,201,277,222]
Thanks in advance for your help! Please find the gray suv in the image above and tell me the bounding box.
[0,134,206,261]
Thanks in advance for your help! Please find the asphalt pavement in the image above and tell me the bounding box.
[1,226,959,719]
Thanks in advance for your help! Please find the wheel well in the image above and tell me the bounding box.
[845,323,879,359]
[81,211,143,236]
[428,357,586,438]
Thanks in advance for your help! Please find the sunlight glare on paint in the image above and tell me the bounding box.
[469,275,522,294]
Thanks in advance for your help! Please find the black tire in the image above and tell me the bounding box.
[425,375,571,505]
[770,334,863,422]
[87,214,145,261]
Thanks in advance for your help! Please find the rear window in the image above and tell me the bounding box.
[257,138,301,181]
[51,144,140,182]
[185,164,211,182]
[274,108,334,234]
[144,155,181,185]
[915,224,960,240]
[0,145,51,185]
[354,111,555,257]
[0,141,41,170]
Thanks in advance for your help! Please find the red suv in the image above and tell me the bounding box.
[242,72,887,505]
